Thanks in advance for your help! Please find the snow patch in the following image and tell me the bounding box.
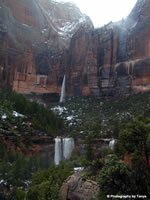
[0,180,4,184]
[41,28,48,34]
[66,115,74,121]
[74,167,84,172]
[51,106,67,115]
[22,23,30,27]
[13,111,24,118]
[59,21,77,33]
[2,113,7,119]
[131,21,138,29]
[58,15,89,38]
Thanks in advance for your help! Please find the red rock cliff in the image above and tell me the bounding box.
[67,0,150,96]
[0,0,93,96]
[0,0,150,97]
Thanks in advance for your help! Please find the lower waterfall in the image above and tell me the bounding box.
[54,137,74,165]
[54,137,63,165]
[109,139,116,150]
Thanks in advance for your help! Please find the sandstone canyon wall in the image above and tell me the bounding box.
[0,0,150,98]
[0,0,93,96]
[68,0,150,96]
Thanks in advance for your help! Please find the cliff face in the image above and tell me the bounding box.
[0,0,93,95]
[1,0,150,97]
[68,0,150,96]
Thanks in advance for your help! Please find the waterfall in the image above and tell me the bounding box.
[54,137,74,165]
[63,138,75,159]
[125,61,131,75]
[59,75,66,103]
[109,139,116,150]
[54,137,62,165]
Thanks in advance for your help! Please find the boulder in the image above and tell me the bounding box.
[60,173,99,200]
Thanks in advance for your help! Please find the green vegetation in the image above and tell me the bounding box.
[0,88,66,199]
[116,117,150,163]
[98,117,150,199]
[0,89,150,199]
[0,88,64,135]
[99,156,132,195]
[54,94,150,199]
[0,144,54,188]
[50,94,150,199]
[27,162,73,200]
[58,93,150,137]
[0,158,73,200]
[23,115,149,200]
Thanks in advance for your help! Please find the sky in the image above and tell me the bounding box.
[58,0,137,27]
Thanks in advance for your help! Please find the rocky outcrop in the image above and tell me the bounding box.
[1,0,150,97]
[60,173,99,200]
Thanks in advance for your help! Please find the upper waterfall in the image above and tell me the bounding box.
[60,75,66,104]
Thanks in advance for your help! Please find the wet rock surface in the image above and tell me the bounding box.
[67,0,150,96]
[0,0,150,97]
[0,0,93,95]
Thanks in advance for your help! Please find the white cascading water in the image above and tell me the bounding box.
[109,139,116,150]
[59,75,66,103]
[54,137,62,165]
[125,61,131,75]
[63,138,75,159]
[54,137,74,165]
